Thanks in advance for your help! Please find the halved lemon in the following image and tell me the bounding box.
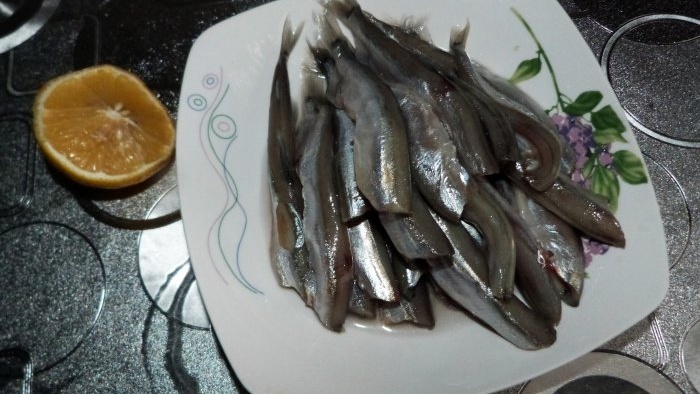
[33,65,175,189]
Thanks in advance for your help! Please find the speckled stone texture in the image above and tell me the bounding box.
[0,1,698,393]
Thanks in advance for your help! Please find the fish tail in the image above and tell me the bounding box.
[325,0,361,20]
[314,11,349,50]
[280,17,304,60]
[449,21,471,50]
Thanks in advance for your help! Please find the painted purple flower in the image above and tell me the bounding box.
[551,113,611,262]
[551,113,594,150]
[582,238,611,267]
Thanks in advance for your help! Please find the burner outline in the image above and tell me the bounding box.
[0,113,35,217]
[600,14,700,148]
[0,221,106,375]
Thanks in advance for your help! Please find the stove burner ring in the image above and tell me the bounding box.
[0,0,60,54]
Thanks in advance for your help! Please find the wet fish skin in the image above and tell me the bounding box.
[461,181,516,299]
[430,212,557,350]
[311,16,412,214]
[475,66,565,191]
[392,252,427,299]
[349,280,377,319]
[379,190,454,261]
[512,186,585,307]
[507,168,625,248]
[391,85,471,223]
[328,0,498,176]
[483,179,563,323]
[448,25,518,163]
[377,278,435,329]
[296,92,353,332]
[347,218,401,302]
[333,108,370,223]
[268,19,312,304]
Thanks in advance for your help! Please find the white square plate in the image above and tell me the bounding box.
[176,1,669,393]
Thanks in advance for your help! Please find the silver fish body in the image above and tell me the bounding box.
[392,85,471,223]
[347,218,400,302]
[461,182,516,299]
[333,108,370,222]
[329,0,498,176]
[379,190,454,261]
[508,169,626,248]
[377,278,435,329]
[512,186,585,307]
[297,95,354,332]
[311,19,412,214]
[348,280,377,319]
[430,212,557,350]
[268,20,313,304]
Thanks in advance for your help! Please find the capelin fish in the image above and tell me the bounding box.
[507,167,626,248]
[480,178,563,322]
[377,278,435,329]
[327,0,499,176]
[310,15,411,214]
[347,218,400,302]
[369,17,562,190]
[333,108,370,223]
[268,19,313,305]
[448,25,518,163]
[391,84,471,223]
[296,87,353,332]
[379,189,454,261]
[511,185,586,307]
[461,181,516,299]
[429,212,557,350]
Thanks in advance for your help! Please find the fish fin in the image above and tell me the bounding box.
[280,17,304,60]
[449,21,471,51]
[399,16,432,42]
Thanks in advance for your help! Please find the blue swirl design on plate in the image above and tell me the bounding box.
[189,70,262,294]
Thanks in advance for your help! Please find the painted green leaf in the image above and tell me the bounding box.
[591,105,626,134]
[593,128,627,145]
[563,91,603,116]
[582,155,597,179]
[591,166,620,212]
[509,57,542,83]
[613,150,648,185]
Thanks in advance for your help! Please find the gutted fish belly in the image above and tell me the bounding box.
[296,93,353,332]
[378,278,435,329]
[311,16,412,214]
[333,108,370,223]
[268,19,312,304]
[347,218,400,302]
[328,0,498,176]
[512,186,586,307]
[430,212,556,350]
[379,190,454,261]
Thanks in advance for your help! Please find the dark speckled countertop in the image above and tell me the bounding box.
[0,1,699,393]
